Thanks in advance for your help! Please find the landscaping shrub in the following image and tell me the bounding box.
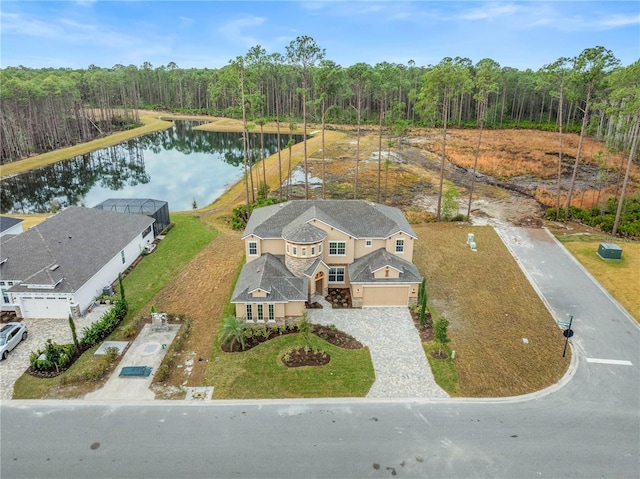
[81,299,128,347]
[545,193,640,238]
[30,340,75,372]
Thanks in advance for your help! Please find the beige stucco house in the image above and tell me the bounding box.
[231,200,422,322]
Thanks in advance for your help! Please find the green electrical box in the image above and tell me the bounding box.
[597,242,622,260]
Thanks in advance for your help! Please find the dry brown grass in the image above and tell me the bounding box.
[414,223,570,397]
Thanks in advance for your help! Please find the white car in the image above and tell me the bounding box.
[0,322,28,360]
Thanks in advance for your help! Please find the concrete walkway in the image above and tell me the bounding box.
[85,324,178,401]
[307,296,449,399]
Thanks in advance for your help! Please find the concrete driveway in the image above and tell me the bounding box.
[0,305,110,400]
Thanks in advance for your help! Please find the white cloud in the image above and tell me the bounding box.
[600,13,640,28]
[218,16,266,48]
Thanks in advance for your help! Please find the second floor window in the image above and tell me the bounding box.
[396,239,405,253]
[329,241,346,255]
[248,241,258,255]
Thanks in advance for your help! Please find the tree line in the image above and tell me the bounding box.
[1,39,637,234]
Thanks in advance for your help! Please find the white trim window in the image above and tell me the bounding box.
[302,247,307,256]
[319,243,323,254]
[248,241,258,256]
[329,267,345,283]
[395,239,405,253]
[293,246,297,255]
[365,239,372,247]
[246,304,253,320]
[329,241,346,256]
[268,304,275,321]
[286,244,290,253]
[257,304,264,321]
[311,246,316,255]
[121,250,126,264]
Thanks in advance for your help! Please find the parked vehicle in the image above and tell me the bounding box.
[0,322,28,360]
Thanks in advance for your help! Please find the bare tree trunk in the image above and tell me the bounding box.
[556,85,564,221]
[467,97,486,219]
[565,87,592,219]
[612,118,639,236]
[436,88,449,222]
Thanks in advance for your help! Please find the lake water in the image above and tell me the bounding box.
[0,121,301,213]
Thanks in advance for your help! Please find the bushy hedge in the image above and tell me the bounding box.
[231,197,284,230]
[546,194,640,237]
[81,299,128,347]
[30,340,75,372]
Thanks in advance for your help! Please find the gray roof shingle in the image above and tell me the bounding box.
[0,216,23,233]
[0,206,154,293]
[243,200,416,241]
[231,254,308,303]
[348,248,422,284]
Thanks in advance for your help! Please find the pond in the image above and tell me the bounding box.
[0,121,302,213]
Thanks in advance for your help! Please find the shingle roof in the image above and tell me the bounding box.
[0,216,23,233]
[282,222,327,244]
[348,248,422,284]
[231,254,308,303]
[0,206,154,293]
[243,200,417,240]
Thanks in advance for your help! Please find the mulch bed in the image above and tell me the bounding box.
[220,324,363,353]
[409,309,434,342]
[281,348,331,368]
[26,343,92,378]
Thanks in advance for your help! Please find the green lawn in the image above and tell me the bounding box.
[206,333,375,399]
[556,234,639,322]
[423,342,460,396]
[12,214,218,399]
[116,214,218,325]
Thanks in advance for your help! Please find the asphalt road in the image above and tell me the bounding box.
[2,227,639,479]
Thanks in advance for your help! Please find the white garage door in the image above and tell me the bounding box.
[21,297,70,319]
[362,286,409,307]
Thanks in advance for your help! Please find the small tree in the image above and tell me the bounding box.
[298,313,312,348]
[220,316,247,351]
[118,273,125,302]
[68,315,80,354]
[434,317,451,356]
[192,198,198,217]
[419,289,428,328]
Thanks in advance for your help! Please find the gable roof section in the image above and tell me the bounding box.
[349,248,422,284]
[231,253,308,303]
[243,200,416,240]
[0,206,154,293]
[0,216,23,233]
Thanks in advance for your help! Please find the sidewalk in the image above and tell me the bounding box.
[85,324,178,401]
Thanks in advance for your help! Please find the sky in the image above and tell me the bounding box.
[1,1,638,71]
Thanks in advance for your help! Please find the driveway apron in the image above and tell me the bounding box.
[307,302,449,399]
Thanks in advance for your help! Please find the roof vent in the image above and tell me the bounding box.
[49,264,59,271]
[0,258,7,265]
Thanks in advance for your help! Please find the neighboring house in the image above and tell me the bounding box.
[0,206,154,319]
[93,198,170,237]
[0,216,24,238]
[231,200,421,322]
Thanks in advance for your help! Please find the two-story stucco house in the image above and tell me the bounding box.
[231,200,422,322]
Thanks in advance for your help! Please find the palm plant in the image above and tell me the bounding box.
[220,316,248,351]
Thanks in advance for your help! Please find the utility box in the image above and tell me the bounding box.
[597,243,622,260]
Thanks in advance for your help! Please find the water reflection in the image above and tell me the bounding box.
[1,121,299,213]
